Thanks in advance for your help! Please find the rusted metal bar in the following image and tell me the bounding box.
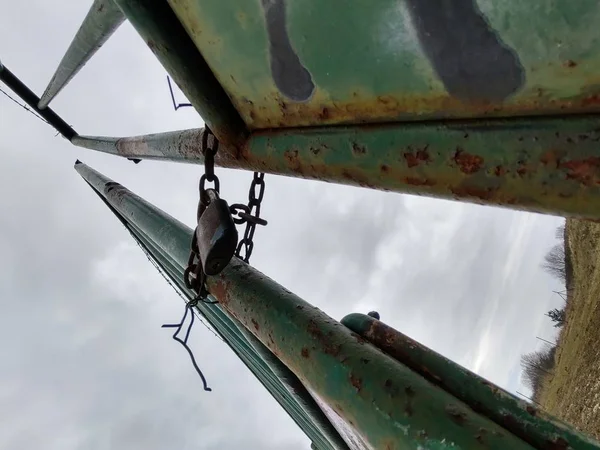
[341,313,600,450]
[0,61,77,140]
[73,115,600,220]
[75,160,348,450]
[71,129,204,161]
[38,0,125,109]
[111,0,247,147]
[73,161,541,449]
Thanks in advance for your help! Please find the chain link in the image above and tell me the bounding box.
[235,172,266,262]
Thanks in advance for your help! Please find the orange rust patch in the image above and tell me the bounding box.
[582,94,600,107]
[494,165,506,177]
[516,162,528,177]
[403,146,431,168]
[307,319,341,356]
[559,156,600,185]
[208,279,228,304]
[350,374,363,392]
[453,148,484,174]
[563,60,577,68]
[301,347,310,358]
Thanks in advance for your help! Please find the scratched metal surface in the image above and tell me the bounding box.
[168,0,600,129]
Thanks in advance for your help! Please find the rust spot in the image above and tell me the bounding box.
[385,379,392,388]
[516,161,528,177]
[403,146,431,168]
[350,374,362,392]
[284,149,299,163]
[97,3,105,12]
[239,89,600,129]
[494,165,506,177]
[352,142,367,156]
[405,403,414,417]
[582,94,600,107]
[301,347,310,358]
[381,164,389,173]
[453,148,484,174]
[146,40,157,51]
[446,405,467,426]
[405,177,435,187]
[251,318,260,331]
[526,405,537,416]
[310,146,321,156]
[563,60,577,68]
[540,150,562,169]
[475,434,485,445]
[559,156,600,185]
[405,386,415,397]
[307,319,341,356]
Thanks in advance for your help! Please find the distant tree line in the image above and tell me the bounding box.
[520,223,569,398]
[520,346,556,396]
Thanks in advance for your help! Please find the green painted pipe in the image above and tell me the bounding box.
[342,313,600,450]
[72,161,539,449]
[76,161,347,450]
[73,114,600,220]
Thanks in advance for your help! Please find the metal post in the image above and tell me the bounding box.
[38,0,125,108]
[341,313,598,450]
[72,115,600,220]
[0,61,77,140]
[76,161,347,450]
[75,161,545,450]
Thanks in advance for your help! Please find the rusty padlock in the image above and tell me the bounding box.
[196,188,238,276]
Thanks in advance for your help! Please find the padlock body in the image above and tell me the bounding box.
[196,197,238,275]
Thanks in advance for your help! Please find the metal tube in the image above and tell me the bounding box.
[75,161,347,450]
[73,115,600,220]
[134,236,343,450]
[341,313,600,450]
[0,62,77,140]
[38,0,125,109]
[74,161,538,450]
[111,0,247,146]
[72,129,204,161]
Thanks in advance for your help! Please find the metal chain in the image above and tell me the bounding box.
[183,127,267,297]
[234,172,267,262]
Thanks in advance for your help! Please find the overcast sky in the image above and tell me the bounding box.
[0,2,567,449]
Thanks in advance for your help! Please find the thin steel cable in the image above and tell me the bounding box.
[0,86,50,125]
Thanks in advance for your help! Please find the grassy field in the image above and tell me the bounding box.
[538,219,600,439]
